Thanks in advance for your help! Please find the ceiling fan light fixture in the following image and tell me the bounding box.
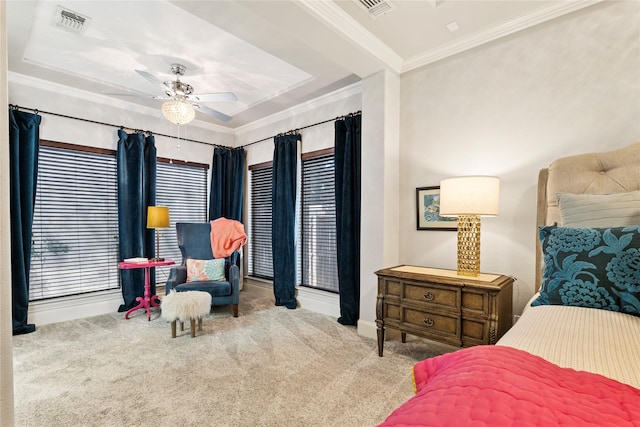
[161,99,195,125]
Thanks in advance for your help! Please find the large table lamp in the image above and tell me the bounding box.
[439,176,500,277]
[147,206,170,262]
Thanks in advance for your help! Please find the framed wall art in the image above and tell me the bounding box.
[416,186,458,231]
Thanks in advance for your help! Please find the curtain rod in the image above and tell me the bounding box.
[8,104,231,149]
[241,110,361,149]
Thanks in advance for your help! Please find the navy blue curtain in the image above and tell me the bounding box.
[335,114,361,325]
[116,130,157,311]
[9,109,41,335]
[272,134,299,309]
[229,148,245,222]
[208,147,245,222]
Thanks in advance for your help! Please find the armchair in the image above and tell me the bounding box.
[165,222,240,317]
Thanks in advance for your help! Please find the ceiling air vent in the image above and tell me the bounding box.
[54,5,91,34]
[358,0,396,19]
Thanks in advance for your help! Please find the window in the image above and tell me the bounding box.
[248,149,338,293]
[29,142,209,301]
[249,162,273,279]
[30,142,119,301]
[155,159,208,283]
[301,149,338,292]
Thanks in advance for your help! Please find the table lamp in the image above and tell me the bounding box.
[147,206,170,262]
[439,176,499,277]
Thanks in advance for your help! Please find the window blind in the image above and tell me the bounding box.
[30,145,119,301]
[301,151,338,292]
[249,164,273,279]
[155,161,208,283]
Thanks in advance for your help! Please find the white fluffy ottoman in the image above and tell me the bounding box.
[161,291,212,338]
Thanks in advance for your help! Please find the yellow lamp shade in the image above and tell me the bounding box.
[147,206,170,229]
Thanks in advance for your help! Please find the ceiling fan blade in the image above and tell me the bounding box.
[102,92,141,97]
[135,70,167,92]
[194,104,232,122]
[192,92,238,103]
[103,90,157,99]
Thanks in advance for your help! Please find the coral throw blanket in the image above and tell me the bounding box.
[379,345,640,427]
[210,218,247,258]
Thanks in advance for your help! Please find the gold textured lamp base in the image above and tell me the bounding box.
[456,215,481,277]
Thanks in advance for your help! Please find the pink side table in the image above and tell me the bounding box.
[118,258,175,321]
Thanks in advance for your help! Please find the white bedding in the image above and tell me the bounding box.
[497,304,640,389]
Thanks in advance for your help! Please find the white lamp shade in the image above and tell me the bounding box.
[439,176,500,216]
[161,99,195,125]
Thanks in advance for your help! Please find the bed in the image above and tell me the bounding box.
[378,143,640,426]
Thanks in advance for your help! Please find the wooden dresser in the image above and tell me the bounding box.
[375,265,513,356]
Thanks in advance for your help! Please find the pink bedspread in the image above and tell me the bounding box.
[378,346,640,427]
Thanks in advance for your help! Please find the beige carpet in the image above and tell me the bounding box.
[12,290,455,427]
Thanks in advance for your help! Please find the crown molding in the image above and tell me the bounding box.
[9,71,159,115]
[9,71,358,137]
[296,0,403,74]
[8,72,235,134]
[235,80,362,136]
[402,0,603,73]
[298,0,602,75]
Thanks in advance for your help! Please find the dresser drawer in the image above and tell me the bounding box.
[404,282,460,311]
[384,303,401,322]
[403,307,459,339]
[382,279,403,297]
[461,318,489,346]
[462,289,489,317]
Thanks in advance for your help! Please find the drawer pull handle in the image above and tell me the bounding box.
[423,317,434,327]
[424,292,434,301]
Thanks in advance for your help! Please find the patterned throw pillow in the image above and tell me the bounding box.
[532,225,640,315]
[186,258,226,282]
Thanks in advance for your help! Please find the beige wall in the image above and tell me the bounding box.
[8,77,234,159]
[398,0,640,313]
[358,69,401,337]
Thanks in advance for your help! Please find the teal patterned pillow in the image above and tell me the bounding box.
[532,225,640,315]
[186,258,226,282]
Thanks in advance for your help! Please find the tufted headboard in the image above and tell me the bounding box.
[535,142,640,291]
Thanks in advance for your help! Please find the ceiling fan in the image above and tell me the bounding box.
[113,63,237,123]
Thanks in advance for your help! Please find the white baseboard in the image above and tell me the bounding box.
[29,279,355,334]
[357,319,377,340]
[244,278,340,319]
[297,287,340,319]
[243,279,273,298]
[28,290,123,326]
[246,277,377,340]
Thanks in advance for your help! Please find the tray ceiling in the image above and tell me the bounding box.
[6,0,601,129]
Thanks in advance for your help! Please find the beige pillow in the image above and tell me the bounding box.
[557,191,640,227]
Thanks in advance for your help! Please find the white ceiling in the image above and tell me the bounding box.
[6,0,600,129]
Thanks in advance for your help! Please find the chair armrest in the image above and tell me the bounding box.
[165,266,187,294]
[229,264,240,304]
